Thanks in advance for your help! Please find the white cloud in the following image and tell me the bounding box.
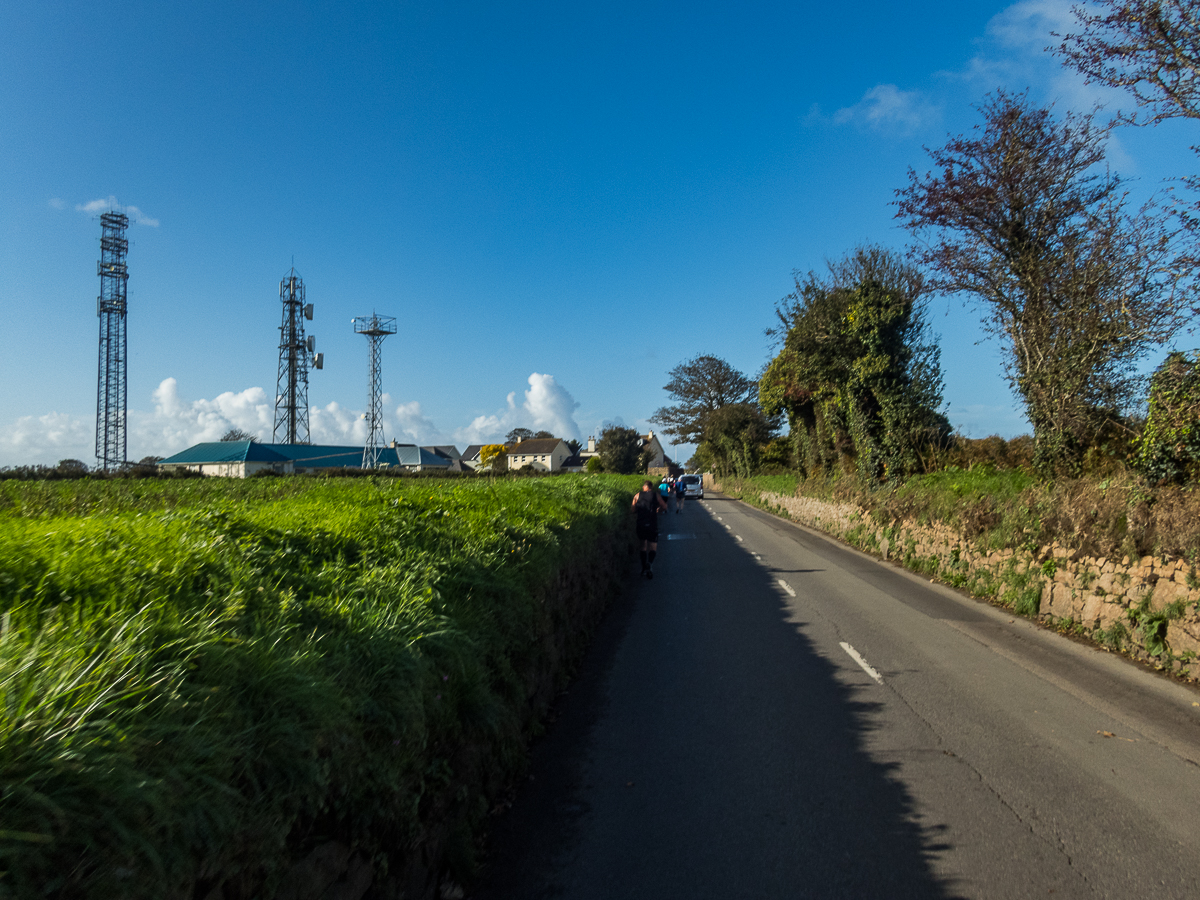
[523,373,582,437]
[453,373,581,445]
[48,197,66,210]
[0,411,93,466]
[951,0,1124,113]
[833,84,939,134]
[390,399,446,444]
[140,377,274,450]
[76,195,160,227]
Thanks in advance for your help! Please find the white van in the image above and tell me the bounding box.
[679,474,703,498]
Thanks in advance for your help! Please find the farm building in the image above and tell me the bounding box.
[157,440,460,477]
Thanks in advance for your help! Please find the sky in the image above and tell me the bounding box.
[2,0,1197,468]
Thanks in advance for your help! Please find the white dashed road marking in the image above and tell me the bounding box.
[777,579,795,597]
[840,642,883,684]
[735,535,743,542]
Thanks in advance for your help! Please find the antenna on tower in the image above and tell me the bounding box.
[96,210,129,471]
[352,313,397,468]
[273,268,322,444]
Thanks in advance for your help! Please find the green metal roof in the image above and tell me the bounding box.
[158,441,289,465]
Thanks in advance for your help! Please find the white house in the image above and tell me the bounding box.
[507,438,572,472]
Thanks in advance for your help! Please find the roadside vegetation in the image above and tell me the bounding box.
[0,474,639,898]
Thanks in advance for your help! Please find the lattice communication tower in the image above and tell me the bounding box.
[353,314,397,468]
[273,268,323,444]
[95,211,129,471]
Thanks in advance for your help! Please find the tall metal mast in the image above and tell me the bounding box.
[353,313,397,468]
[273,268,322,444]
[95,210,129,471]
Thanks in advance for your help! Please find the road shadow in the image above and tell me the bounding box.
[473,501,962,900]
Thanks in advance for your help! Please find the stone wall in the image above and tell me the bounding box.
[749,490,1200,679]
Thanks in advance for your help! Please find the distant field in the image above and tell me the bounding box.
[0,474,639,898]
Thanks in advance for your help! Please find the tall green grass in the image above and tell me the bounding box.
[0,475,639,898]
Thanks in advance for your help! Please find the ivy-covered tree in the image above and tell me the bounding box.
[760,246,949,483]
[700,402,776,478]
[1133,350,1200,483]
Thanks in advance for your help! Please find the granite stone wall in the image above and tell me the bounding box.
[750,489,1200,679]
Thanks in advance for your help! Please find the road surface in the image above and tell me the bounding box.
[476,493,1200,899]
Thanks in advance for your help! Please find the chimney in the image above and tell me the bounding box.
[587,435,596,453]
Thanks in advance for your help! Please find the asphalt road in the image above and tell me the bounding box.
[476,493,1200,899]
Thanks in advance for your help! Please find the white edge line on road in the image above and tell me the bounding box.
[840,642,883,684]
[777,578,795,597]
[736,535,743,542]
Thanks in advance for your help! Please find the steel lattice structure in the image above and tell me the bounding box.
[273,269,322,443]
[95,211,129,471]
[353,314,397,468]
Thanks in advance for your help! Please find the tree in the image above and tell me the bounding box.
[505,427,534,444]
[597,425,642,474]
[651,355,757,444]
[532,430,555,439]
[221,428,259,442]
[760,247,949,482]
[585,456,604,473]
[479,444,508,472]
[895,91,1192,473]
[1058,1,1200,127]
[56,459,88,474]
[565,438,582,455]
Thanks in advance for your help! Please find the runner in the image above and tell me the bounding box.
[632,480,668,578]
[674,475,686,513]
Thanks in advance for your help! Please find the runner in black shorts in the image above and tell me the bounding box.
[632,480,668,578]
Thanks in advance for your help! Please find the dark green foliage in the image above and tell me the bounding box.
[650,355,757,445]
[0,475,639,898]
[597,425,642,474]
[760,246,950,484]
[1133,350,1200,484]
[699,403,775,478]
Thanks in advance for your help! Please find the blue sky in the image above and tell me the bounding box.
[2,0,1197,466]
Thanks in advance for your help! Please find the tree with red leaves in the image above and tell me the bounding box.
[895,91,1192,474]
